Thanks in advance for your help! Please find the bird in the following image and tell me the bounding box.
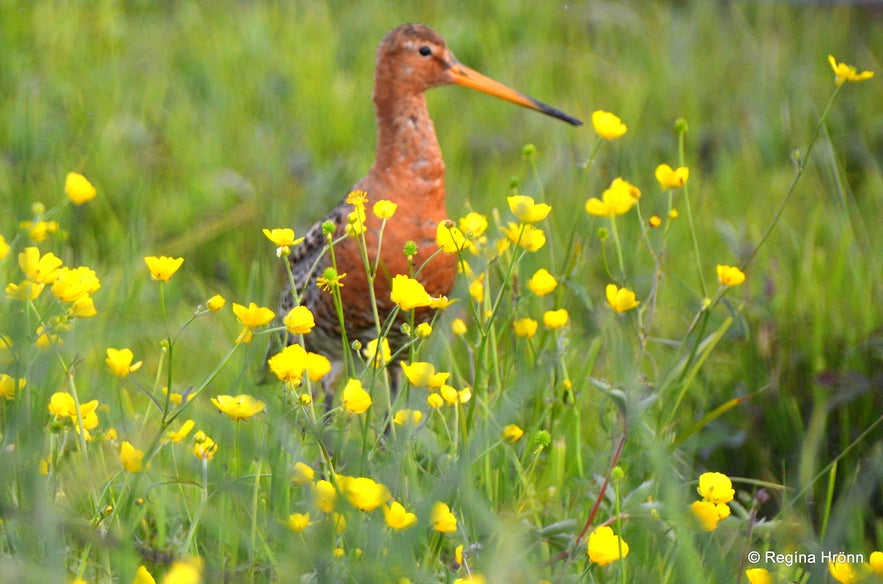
[270,23,581,387]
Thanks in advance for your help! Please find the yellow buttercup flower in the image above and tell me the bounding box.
[263,228,305,257]
[427,392,444,408]
[606,284,640,313]
[120,441,145,473]
[233,302,275,328]
[291,462,315,486]
[232,302,275,343]
[341,378,372,414]
[133,565,156,584]
[286,512,310,532]
[51,266,101,303]
[262,228,303,248]
[363,337,392,368]
[655,164,690,189]
[543,309,569,329]
[390,274,432,310]
[528,268,557,296]
[193,430,218,461]
[346,204,367,237]
[828,560,862,584]
[64,172,98,205]
[312,479,338,513]
[167,419,195,443]
[162,559,203,584]
[345,191,368,234]
[304,352,331,382]
[340,476,390,511]
[48,391,99,431]
[585,178,641,217]
[283,305,315,335]
[48,391,78,418]
[513,317,539,339]
[206,294,226,311]
[0,374,26,401]
[691,472,734,531]
[468,276,484,303]
[500,222,546,252]
[507,195,551,224]
[459,212,488,239]
[431,502,457,533]
[69,295,97,318]
[0,234,9,260]
[451,318,468,336]
[393,409,423,426]
[384,501,417,530]
[106,347,143,377]
[587,525,630,566]
[690,500,729,531]
[717,265,746,287]
[373,200,398,219]
[429,295,454,310]
[439,384,459,405]
[697,472,735,505]
[19,247,63,284]
[144,256,184,282]
[401,361,450,388]
[436,220,469,254]
[828,55,874,86]
[268,344,310,383]
[163,387,193,406]
[745,568,774,584]
[453,576,486,584]
[211,394,266,421]
[591,110,628,140]
[415,322,432,338]
[6,280,44,301]
[502,424,524,443]
[870,551,883,575]
[20,219,59,243]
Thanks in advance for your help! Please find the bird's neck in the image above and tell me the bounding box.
[369,87,445,201]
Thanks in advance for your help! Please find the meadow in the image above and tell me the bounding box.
[1,1,882,582]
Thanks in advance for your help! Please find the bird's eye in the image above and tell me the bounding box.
[418,45,432,57]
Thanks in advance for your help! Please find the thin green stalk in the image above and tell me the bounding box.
[324,234,354,376]
[741,85,842,271]
[608,216,626,281]
[679,174,706,298]
[249,456,263,564]
[781,411,883,515]
[615,477,626,584]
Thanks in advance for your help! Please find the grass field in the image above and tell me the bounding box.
[1,1,881,582]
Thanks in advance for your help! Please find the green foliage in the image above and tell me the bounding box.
[1,1,881,583]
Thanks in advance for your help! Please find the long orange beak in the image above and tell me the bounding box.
[449,62,582,126]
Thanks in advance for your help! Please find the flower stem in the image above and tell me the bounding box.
[741,85,842,271]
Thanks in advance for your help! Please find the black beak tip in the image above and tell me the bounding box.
[532,98,582,126]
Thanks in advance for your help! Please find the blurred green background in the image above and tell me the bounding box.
[1,0,882,578]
